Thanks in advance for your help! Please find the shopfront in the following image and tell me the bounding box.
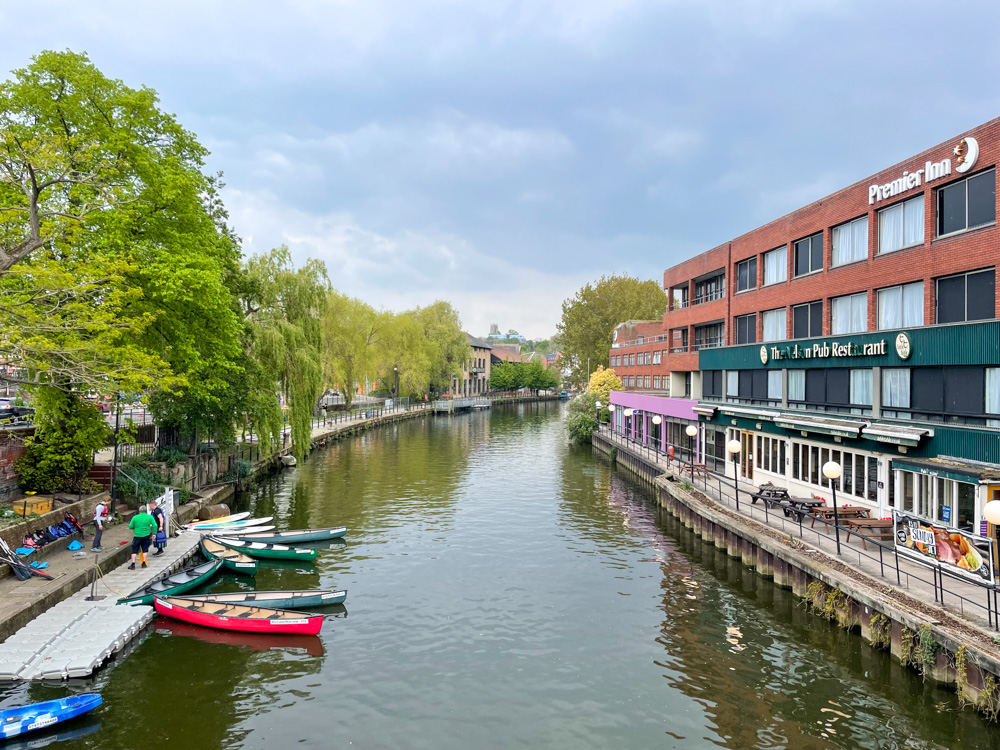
[697,321,1000,528]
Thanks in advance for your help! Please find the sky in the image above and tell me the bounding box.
[3,1,1000,339]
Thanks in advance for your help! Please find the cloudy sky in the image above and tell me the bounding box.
[4,1,999,338]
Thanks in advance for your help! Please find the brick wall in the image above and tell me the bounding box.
[613,116,1000,372]
[0,428,34,503]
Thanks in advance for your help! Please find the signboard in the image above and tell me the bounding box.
[868,137,978,204]
[893,510,994,584]
[160,488,175,537]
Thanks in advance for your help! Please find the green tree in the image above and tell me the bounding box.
[566,391,598,444]
[556,274,665,384]
[412,301,468,395]
[374,312,431,398]
[245,246,328,461]
[323,292,382,409]
[17,387,111,493]
[588,366,622,420]
[489,361,517,391]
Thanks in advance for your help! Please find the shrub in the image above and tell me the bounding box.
[150,446,189,468]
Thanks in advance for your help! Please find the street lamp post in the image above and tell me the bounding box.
[393,366,399,410]
[727,439,742,510]
[109,393,122,516]
[623,408,633,441]
[651,415,662,456]
[685,424,697,479]
[823,461,844,555]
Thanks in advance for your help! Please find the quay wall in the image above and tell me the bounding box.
[593,432,1000,721]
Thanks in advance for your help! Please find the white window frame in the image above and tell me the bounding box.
[832,215,869,266]
[831,292,868,334]
[762,308,787,342]
[877,281,924,330]
[878,194,925,255]
[762,246,787,286]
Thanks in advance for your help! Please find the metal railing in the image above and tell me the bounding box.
[596,423,1000,630]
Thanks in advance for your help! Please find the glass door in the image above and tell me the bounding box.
[740,430,754,481]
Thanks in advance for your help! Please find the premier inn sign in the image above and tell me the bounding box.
[761,339,889,364]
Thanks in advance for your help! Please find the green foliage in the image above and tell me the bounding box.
[16,388,110,493]
[556,274,667,384]
[869,613,891,650]
[0,50,240,396]
[114,458,190,505]
[323,292,381,409]
[150,446,189,468]
[489,360,560,392]
[217,459,251,483]
[588,366,622,419]
[245,246,327,461]
[412,301,468,393]
[567,390,598,444]
[915,624,939,676]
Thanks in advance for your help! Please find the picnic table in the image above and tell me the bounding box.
[810,505,871,528]
[679,462,710,480]
[843,518,896,549]
[781,497,825,521]
[755,484,790,500]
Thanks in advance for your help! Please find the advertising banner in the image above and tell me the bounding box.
[893,510,994,584]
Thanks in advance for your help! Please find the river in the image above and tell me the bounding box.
[3,402,1000,749]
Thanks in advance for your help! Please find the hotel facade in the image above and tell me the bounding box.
[608,118,1000,535]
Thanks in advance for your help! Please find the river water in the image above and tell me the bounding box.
[4,402,1000,749]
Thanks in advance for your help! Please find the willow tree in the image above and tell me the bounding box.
[322,292,381,409]
[412,301,469,395]
[374,312,430,397]
[245,247,327,461]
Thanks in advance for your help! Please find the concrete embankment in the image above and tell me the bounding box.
[593,432,1000,721]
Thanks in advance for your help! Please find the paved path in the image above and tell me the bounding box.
[599,427,999,633]
[0,528,200,680]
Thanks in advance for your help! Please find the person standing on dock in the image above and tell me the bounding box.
[91,500,107,552]
[128,505,158,570]
[149,499,166,557]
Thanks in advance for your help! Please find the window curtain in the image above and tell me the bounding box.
[762,308,786,342]
[788,370,805,401]
[852,218,868,261]
[727,371,739,397]
[879,203,903,253]
[764,247,786,285]
[833,218,868,265]
[902,282,924,327]
[832,294,867,334]
[878,286,902,329]
[767,370,782,399]
[882,368,911,408]
[903,195,925,247]
[850,369,873,405]
[986,368,1000,414]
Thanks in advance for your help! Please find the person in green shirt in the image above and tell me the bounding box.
[128,505,159,570]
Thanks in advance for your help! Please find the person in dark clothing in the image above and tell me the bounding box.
[149,499,167,557]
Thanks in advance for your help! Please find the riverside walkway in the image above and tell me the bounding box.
[595,425,1000,636]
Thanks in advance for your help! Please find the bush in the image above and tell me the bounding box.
[150,446,189,468]
[113,460,190,505]
[567,411,597,444]
[17,388,111,494]
[217,459,252,483]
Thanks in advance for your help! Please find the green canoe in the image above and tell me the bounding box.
[231,527,347,545]
[175,589,347,609]
[213,537,319,561]
[118,559,223,606]
[200,537,258,576]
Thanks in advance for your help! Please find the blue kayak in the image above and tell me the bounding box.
[0,694,102,740]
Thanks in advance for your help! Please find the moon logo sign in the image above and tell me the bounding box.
[760,346,768,365]
[955,137,979,174]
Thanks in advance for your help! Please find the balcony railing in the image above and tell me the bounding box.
[693,337,724,350]
[693,290,725,305]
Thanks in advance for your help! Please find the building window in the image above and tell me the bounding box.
[629,354,635,366]
[726,371,739,398]
[987,368,1000,426]
[645,376,651,388]
[937,168,995,236]
[736,257,757,292]
[882,368,911,410]
[671,328,688,353]
[694,272,725,304]
[703,370,722,398]
[694,322,724,350]
[831,292,867,334]
[850,369,873,406]
[762,308,787,342]
[767,370,782,400]
[878,194,924,254]
[788,370,805,401]
[755,435,786,475]
[832,215,869,266]
[735,313,757,345]
[671,286,689,310]
[652,350,661,365]
[793,232,823,276]
[877,282,924,329]
[792,301,822,339]
[653,375,660,389]
[763,246,787,285]
[936,268,996,324]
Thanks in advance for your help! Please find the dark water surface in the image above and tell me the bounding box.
[3,403,1000,749]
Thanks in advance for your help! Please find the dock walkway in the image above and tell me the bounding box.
[0,529,200,680]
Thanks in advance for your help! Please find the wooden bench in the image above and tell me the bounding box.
[844,518,895,549]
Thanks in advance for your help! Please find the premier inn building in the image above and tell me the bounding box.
[609,118,1000,534]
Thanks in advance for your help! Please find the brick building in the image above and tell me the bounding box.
[608,118,1000,533]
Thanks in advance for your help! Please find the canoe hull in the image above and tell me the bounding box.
[155,597,323,635]
[186,516,274,530]
[118,560,223,606]
[178,589,347,609]
[199,538,258,576]
[233,527,347,544]
[0,694,103,740]
[215,538,318,561]
[183,512,250,528]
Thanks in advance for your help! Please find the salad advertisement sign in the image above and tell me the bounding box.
[893,510,994,584]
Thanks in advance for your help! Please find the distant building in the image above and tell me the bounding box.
[491,344,522,363]
[452,333,492,397]
[489,323,501,336]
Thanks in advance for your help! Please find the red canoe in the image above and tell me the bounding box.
[154,596,324,635]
